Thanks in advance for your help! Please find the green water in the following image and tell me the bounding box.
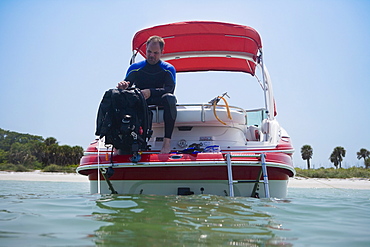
[0,180,369,246]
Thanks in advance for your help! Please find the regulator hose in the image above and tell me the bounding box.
[211,93,232,125]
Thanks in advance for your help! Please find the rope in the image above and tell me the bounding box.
[294,172,348,191]
[97,138,101,194]
[212,96,232,125]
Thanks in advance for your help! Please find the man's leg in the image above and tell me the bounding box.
[160,94,177,153]
[161,137,171,154]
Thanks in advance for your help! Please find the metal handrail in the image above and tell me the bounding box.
[150,103,247,124]
[226,152,270,198]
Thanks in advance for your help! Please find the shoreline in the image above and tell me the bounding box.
[288,176,370,189]
[0,171,88,182]
[1,171,369,189]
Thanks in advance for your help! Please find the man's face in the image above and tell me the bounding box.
[146,41,162,65]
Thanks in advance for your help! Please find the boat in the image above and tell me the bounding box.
[77,21,295,198]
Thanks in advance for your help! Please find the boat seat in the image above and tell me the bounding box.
[148,105,164,109]
[149,105,164,124]
[246,125,261,141]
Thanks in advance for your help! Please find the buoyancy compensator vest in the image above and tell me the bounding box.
[95,88,152,162]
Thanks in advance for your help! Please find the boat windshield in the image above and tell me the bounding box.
[246,109,266,127]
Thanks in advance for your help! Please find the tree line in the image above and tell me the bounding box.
[301,144,370,169]
[0,128,83,169]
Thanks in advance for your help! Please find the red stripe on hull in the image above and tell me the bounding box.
[86,166,290,181]
[79,152,292,167]
[79,146,294,182]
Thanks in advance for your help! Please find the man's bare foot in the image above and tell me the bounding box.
[160,138,171,154]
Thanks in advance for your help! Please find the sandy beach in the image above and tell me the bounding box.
[1,171,369,190]
[288,177,370,190]
[0,171,88,182]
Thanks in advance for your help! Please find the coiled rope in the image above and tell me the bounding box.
[210,93,232,125]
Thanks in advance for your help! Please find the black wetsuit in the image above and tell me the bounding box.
[125,60,177,139]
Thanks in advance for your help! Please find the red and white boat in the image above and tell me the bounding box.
[77,21,295,198]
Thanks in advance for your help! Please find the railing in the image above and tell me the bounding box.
[226,153,270,198]
[150,103,246,124]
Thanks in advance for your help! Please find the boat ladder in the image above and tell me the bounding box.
[226,153,270,198]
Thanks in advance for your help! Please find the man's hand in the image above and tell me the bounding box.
[141,89,151,99]
[117,81,130,90]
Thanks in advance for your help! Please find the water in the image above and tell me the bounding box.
[1,180,369,246]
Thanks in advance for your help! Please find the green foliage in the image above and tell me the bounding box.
[365,157,370,169]
[301,144,313,169]
[14,164,29,172]
[0,128,84,171]
[0,163,29,172]
[42,164,76,173]
[357,148,370,169]
[0,128,43,151]
[0,149,8,163]
[0,163,16,171]
[32,161,44,170]
[329,146,346,169]
[296,167,370,179]
[8,142,36,166]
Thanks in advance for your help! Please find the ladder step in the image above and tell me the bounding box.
[226,152,270,198]
[233,180,262,184]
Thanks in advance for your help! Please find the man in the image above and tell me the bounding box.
[117,36,177,153]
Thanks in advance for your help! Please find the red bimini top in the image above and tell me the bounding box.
[132,21,262,75]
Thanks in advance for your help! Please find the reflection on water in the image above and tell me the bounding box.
[2,181,369,246]
[93,194,292,246]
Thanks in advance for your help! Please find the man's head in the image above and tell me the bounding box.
[146,36,165,65]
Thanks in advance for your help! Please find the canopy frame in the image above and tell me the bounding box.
[130,21,263,76]
[129,21,275,120]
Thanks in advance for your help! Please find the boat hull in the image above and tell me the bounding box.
[88,179,289,198]
[77,151,294,198]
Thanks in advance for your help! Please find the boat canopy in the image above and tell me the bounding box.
[131,21,263,75]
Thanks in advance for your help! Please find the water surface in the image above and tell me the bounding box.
[0,180,369,246]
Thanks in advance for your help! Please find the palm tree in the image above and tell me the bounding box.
[329,146,346,169]
[365,158,370,169]
[44,137,57,146]
[301,145,313,169]
[71,146,84,165]
[357,148,370,168]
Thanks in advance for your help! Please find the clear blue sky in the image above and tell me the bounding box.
[1,0,369,168]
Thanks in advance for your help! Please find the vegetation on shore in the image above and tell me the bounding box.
[301,144,370,170]
[2,128,370,178]
[0,128,82,173]
[298,144,370,178]
[295,167,370,179]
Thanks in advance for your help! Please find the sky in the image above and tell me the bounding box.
[1,0,369,169]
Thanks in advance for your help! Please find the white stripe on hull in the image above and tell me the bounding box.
[89,179,289,198]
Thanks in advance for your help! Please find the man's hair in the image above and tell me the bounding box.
[146,36,165,51]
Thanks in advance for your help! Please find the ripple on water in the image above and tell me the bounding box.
[0,181,369,246]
